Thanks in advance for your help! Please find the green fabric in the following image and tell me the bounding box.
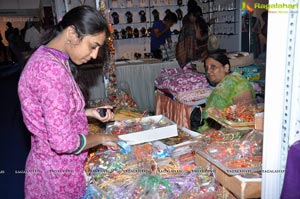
[198,72,255,132]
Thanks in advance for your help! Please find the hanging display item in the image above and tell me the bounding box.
[125,11,133,23]
[126,26,133,38]
[121,29,127,39]
[113,29,119,39]
[140,27,147,37]
[111,12,119,24]
[133,28,140,38]
[97,1,137,109]
[139,10,147,22]
[152,9,160,21]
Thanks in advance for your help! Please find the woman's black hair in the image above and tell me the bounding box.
[42,5,110,105]
[188,6,207,35]
[188,4,203,17]
[204,51,231,71]
[163,11,178,24]
[42,5,109,44]
[187,0,198,13]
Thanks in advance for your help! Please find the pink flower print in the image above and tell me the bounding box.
[44,98,52,107]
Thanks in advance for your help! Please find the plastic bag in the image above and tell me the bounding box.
[207,27,220,52]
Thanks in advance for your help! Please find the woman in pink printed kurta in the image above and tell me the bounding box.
[18,6,119,198]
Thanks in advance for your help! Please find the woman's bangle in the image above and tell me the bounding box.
[73,134,87,154]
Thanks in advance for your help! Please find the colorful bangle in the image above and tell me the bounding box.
[73,134,87,154]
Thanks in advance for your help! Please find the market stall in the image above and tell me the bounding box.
[84,104,264,198]
[154,52,264,130]
[78,2,264,198]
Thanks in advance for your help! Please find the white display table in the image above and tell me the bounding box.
[79,59,180,111]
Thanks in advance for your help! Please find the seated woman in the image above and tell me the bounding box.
[197,51,255,132]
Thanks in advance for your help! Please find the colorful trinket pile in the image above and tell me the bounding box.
[84,140,231,198]
[195,129,263,175]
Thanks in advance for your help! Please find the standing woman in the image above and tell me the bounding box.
[18,6,119,198]
[176,5,208,67]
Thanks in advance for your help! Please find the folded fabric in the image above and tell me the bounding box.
[167,70,209,93]
[160,67,182,76]
[174,87,213,103]
[154,68,209,94]
[154,76,171,90]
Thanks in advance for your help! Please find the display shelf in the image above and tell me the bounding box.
[200,0,214,4]
[149,5,186,8]
[109,6,149,10]
[112,21,150,25]
[105,0,188,59]
[203,11,215,14]
[215,33,239,36]
[212,8,238,12]
[198,0,241,52]
[214,21,239,24]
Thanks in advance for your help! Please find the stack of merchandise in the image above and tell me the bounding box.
[154,68,212,103]
[84,141,234,199]
[231,64,261,81]
[207,103,264,130]
[195,127,263,176]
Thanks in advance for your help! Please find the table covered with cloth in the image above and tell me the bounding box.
[78,60,180,111]
[155,90,206,129]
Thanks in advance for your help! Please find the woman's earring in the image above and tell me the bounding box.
[67,40,71,44]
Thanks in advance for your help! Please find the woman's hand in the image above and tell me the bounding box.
[84,133,120,151]
[100,134,119,151]
[85,105,114,123]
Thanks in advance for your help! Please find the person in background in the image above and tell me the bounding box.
[197,51,255,132]
[183,0,215,28]
[182,0,199,23]
[150,11,178,59]
[20,21,31,42]
[0,32,8,61]
[5,22,14,42]
[5,22,15,61]
[259,11,268,53]
[8,28,27,64]
[176,5,209,67]
[24,19,44,50]
[18,6,120,198]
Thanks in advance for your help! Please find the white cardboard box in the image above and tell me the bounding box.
[108,115,178,145]
[153,127,201,149]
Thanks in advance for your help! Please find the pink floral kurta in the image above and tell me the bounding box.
[18,46,88,198]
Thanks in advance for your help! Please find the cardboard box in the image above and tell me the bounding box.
[195,153,261,199]
[107,115,178,145]
[255,112,264,131]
